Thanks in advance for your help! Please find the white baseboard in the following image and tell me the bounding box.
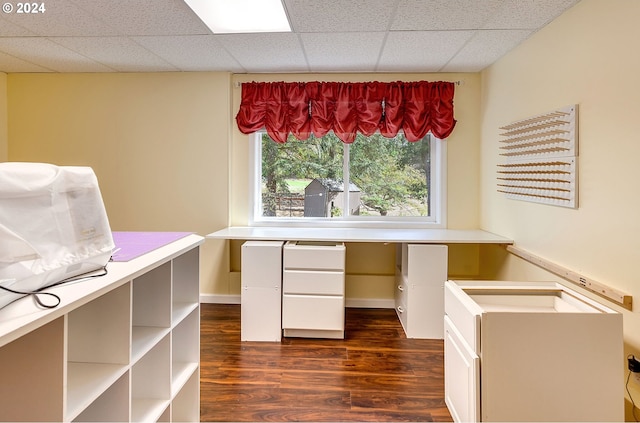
[345,298,395,309]
[200,294,393,309]
[200,294,240,304]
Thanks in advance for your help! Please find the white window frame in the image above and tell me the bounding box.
[248,131,447,228]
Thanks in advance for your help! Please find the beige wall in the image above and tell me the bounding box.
[4,70,485,302]
[480,0,640,416]
[0,72,7,161]
[6,72,232,295]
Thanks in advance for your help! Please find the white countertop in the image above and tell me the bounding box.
[207,226,513,244]
[0,234,204,348]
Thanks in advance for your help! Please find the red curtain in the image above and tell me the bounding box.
[236,80,456,143]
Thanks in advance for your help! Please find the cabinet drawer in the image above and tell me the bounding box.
[283,241,345,270]
[282,294,344,331]
[283,270,344,295]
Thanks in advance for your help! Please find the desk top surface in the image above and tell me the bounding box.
[207,226,513,244]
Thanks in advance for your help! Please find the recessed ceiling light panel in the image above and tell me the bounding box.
[184,0,291,34]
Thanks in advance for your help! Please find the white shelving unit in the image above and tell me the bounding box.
[0,234,203,423]
[395,243,448,339]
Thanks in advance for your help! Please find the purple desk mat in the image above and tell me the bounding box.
[110,232,192,262]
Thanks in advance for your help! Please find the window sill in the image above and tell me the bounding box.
[249,217,445,230]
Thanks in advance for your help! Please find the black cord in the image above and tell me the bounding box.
[627,368,640,422]
[41,265,108,289]
[0,266,108,310]
[0,284,61,308]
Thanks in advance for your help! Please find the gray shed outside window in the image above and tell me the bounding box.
[304,178,361,217]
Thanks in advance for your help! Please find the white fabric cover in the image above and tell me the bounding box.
[0,162,114,308]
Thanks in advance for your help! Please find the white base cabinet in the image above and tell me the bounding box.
[444,280,623,422]
[395,243,448,339]
[241,241,284,342]
[282,241,345,339]
[0,234,203,422]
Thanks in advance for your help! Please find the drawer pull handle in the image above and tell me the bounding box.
[397,306,404,313]
[397,285,404,292]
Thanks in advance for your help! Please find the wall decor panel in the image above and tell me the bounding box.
[497,105,578,208]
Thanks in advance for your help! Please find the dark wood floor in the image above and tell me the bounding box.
[200,304,453,422]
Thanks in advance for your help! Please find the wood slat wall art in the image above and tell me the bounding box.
[498,105,578,208]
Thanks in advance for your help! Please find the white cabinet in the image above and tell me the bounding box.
[282,241,345,339]
[443,315,480,423]
[240,241,283,342]
[0,234,203,422]
[395,243,448,339]
[444,280,623,422]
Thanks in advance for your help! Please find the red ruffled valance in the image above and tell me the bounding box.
[235,80,456,143]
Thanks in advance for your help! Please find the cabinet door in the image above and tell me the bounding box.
[241,241,283,289]
[444,316,479,423]
[406,244,448,339]
[242,287,282,342]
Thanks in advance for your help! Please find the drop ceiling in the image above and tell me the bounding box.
[0,0,580,73]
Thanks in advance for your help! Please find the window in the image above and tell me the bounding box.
[249,131,446,227]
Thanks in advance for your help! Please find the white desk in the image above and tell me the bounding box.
[207,226,513,244]
[208,227,513,340]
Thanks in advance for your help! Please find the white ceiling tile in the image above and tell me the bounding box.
[0,50,53,73]
[0,0,582,73]
[217,33,309,72]
[301,32,385,72]
[133,35,245,72]
[68,0,211,35]
[378,30,475,72]
[392,0,502,30]
[50,37,179,72]
[0,15,36,36]
[0,38,115,72]
[284,0,398,33]
[1,0,118,36]
[483,0,581,29]
[442,29,533,72]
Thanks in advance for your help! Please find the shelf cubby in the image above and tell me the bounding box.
[172,247,199,325]
[66,283,131,421]
[131,334,171,422]
[171,370,200,422]
[72,371,130,422]
[132,262,172,364]
[172,307,200,393]
[0,317,65,422]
